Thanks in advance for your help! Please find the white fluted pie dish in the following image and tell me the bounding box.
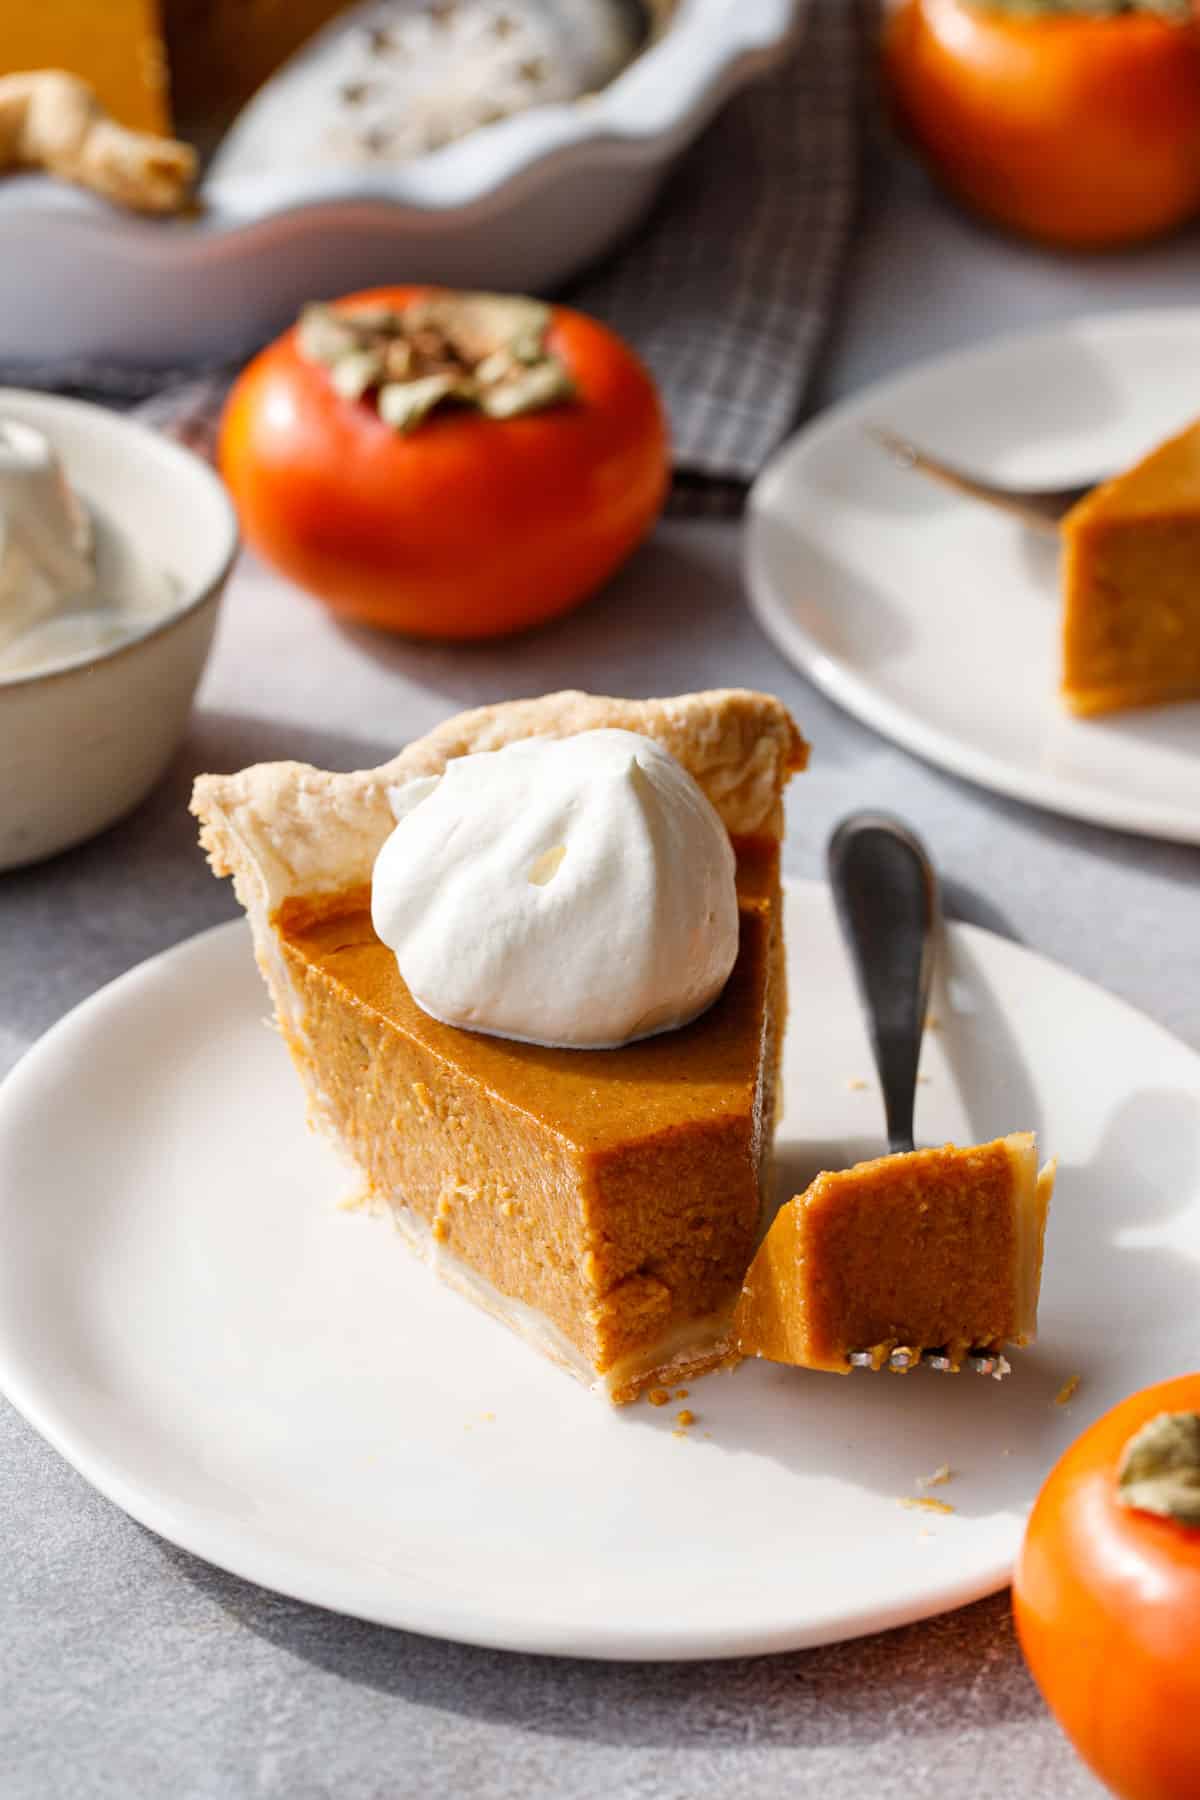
[0,0,799,367]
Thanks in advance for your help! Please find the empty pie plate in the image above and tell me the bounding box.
[0,0,798,365]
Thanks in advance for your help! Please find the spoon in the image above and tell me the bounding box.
[868,426,1099,537]
[826,810,1009,1378]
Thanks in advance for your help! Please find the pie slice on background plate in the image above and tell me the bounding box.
[1061,416,1200,717]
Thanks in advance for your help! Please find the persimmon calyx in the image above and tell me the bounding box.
[1117,1410,1200,1525]
[296,292,576,431]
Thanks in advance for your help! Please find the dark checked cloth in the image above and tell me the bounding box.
[0,0,866,514]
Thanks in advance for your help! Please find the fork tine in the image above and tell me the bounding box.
[846,1346,1011,1377]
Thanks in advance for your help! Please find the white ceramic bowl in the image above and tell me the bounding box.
[0,391,238,871]
[0,0,799,365]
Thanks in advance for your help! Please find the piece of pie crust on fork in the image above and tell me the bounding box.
[192,688,808,1403]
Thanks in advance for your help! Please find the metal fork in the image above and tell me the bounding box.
[869,426,1099,537]
[827,811,1009,1378]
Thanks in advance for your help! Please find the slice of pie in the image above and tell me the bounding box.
[192,689,808,1402]
[731,1135,1055,1375]
[1061,416,1200,717]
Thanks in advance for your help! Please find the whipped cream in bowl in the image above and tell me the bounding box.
[0,416,180,682]
[0,389,237,870]
[371,729,739,1050]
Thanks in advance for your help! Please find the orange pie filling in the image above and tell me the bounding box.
[1062,416,1200,717]
[733,1135,1055,1374]
[272,842,785,1402]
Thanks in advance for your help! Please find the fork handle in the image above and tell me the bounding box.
[827,813,940,1156]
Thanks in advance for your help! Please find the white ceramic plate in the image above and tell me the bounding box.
[746,309,1200,844]
[1,884,1198,1659]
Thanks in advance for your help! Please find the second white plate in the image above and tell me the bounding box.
[746,308,1200,844]
[1,884,1199,1658]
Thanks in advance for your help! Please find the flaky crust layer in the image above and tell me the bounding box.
[191,688,807,914]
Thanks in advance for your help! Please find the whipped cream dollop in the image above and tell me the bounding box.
[0,419,95,662]
[371,729,739,1050]
[0,418,179,680]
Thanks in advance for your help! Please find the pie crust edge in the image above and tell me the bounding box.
[190,686,808,916]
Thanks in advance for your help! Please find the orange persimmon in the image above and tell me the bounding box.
[884,0,1200,249]
[1014,1374,1200,1799]
[219,286,668,640]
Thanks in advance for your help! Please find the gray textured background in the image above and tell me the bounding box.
[5,148,1200,1798]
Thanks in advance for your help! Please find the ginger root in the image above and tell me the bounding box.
[0,70,194,214]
